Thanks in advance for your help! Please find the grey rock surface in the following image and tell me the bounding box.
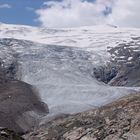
[93,39,140,87]
[25,93,140,140]
[0,80,48,133]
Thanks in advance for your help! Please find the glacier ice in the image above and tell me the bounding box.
[0,24,140,115]
[0,38,139,115]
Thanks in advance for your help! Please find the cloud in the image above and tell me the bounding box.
[0,4,12,9]
[108,0,140,28]
[36,0,140,28]
[36,0,113,28]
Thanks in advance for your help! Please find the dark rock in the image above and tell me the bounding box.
[93,40,140,87]
[93,66,118,84]
[0,80,49,134]
[0,127,24,140]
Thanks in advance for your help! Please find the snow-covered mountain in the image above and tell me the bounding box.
[1,23,140,66]
[0,23,140,115]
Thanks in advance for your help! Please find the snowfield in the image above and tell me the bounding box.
[1,23,140,65]
[0,23,140,115]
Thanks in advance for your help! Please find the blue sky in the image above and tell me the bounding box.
[0,0,140,28]
[0,0,97,26]
[0,0,45,26]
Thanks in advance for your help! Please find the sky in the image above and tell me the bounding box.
[0,0,140,28]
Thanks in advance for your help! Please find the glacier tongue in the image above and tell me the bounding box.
[0,38,139,115]
[0,24,140,115]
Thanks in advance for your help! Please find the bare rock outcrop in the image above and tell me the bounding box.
[94,40,140,87]
[0,80,49,134]
[26,93,140,140]
[0,127,24,140]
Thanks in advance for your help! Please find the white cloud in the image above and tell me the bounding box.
[36,0,112,28]
[108,0,140,28]
[36,0,140,28]
[0,4,12,9]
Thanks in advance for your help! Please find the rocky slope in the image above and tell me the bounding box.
[94,39,140,87]
[25,93,140,140]
[0,80,48,134]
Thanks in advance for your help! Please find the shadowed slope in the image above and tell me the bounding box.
[0,80,48,133]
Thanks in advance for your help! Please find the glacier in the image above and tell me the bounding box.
[0,23,140,115]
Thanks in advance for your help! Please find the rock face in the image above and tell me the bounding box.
[0,128,23,140]
[0,80,49,134]
[107,41,140,87]
[94,40,140,87]
[26,93,140,140]
[93,65,118,84]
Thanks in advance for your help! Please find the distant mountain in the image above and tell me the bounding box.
[0,23,140,67]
